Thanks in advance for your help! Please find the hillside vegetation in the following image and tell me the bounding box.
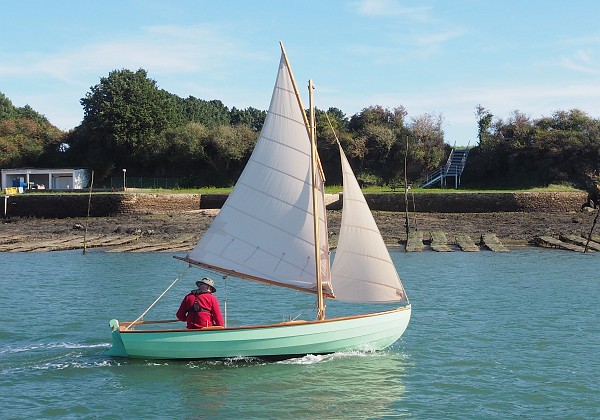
[1,71,599,191]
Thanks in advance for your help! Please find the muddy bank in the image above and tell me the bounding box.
[2,191,597,251]
[2,208,597,251]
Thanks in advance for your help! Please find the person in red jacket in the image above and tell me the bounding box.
[176,277,224,329]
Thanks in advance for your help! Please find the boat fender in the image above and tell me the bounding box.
[109,319,120,332]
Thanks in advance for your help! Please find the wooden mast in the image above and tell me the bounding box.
[309,79,325,320]
[279,41,325,320]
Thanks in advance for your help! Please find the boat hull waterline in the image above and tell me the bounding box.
[108,306,411,360]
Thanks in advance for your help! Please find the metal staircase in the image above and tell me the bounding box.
[420,147,470,188]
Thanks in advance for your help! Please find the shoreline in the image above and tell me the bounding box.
[2,209,598,252]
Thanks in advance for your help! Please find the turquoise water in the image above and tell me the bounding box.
[1,248,599,419]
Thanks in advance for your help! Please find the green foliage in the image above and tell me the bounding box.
[463,107,600,189]
[348,106,408,182]
[177,96,230,127]
[0,92,16,120]
[6,68,599,192]
[229,106,266,131]
[408,113,445,176]
[0,91,64,169]
[475,104,493,147]
[78,69,178,167]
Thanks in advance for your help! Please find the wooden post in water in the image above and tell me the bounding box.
[584,208,600,253]
[83,170,94,255]
[404,135,410,251]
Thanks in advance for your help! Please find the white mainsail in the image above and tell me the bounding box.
[187,53,332,296]
[330,145,408,302]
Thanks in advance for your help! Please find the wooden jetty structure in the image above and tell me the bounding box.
[533,236,588,252]
[107,235,196,253]
[0,228,511,254]
[481,233,509,252]
[405,231,424,252]
[430,231,452,252]
[455,234,480,252]
[559,234,600,252]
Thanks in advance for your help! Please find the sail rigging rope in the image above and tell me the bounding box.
[322,109,342,149]
[125,265,191,331]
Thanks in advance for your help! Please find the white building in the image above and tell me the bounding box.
[1,168,90,190]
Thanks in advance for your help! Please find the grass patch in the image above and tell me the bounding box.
[327,184,584,194]
[19,184,585,195]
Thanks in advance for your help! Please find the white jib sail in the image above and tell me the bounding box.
[330,145,408,303]
[187,53,332,295]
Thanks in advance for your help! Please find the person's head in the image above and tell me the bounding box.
[196,277,216,293]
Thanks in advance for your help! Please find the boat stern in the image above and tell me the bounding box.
[106,319,128,358]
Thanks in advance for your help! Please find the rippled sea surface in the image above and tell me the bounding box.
[1,248,598,419]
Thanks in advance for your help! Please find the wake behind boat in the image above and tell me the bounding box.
[107,42,411,360]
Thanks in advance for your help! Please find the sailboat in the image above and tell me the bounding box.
[107,42,411,360]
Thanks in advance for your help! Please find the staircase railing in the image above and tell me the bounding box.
[420,167,444,188]
[419,146,470,188]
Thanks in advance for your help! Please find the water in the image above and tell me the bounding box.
[1,248,599,419]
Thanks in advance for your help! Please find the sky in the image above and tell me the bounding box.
[2,0,600,146]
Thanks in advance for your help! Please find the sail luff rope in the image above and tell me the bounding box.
[125,266,190,331]
[278,41,326,182]
[323,111,342,148]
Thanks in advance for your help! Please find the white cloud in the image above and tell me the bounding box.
[560,33,600,46]
[416,29,466,48]
[353,0,431,21]
[560,50,599,75]
[0,24,264,83]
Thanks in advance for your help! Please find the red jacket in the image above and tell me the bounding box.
[176,290,224,329]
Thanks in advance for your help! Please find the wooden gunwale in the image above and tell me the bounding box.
[117,305,411,333]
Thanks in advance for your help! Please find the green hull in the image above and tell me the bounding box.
[107,306,411,360]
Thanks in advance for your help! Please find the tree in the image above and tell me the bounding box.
[229,106,267,131]
[0,91,64,169]
[204,125,256,184]
[408,113,445,177]
[77,69,179,176]
[177,96,230,127]
[475,104,493,148]
[0,118,63,168]
[347,106,409,183]
[0,92,16,120]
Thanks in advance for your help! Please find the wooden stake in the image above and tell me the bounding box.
[404,135,410,251]
[584,208,599,253]
[83,170,94,255]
